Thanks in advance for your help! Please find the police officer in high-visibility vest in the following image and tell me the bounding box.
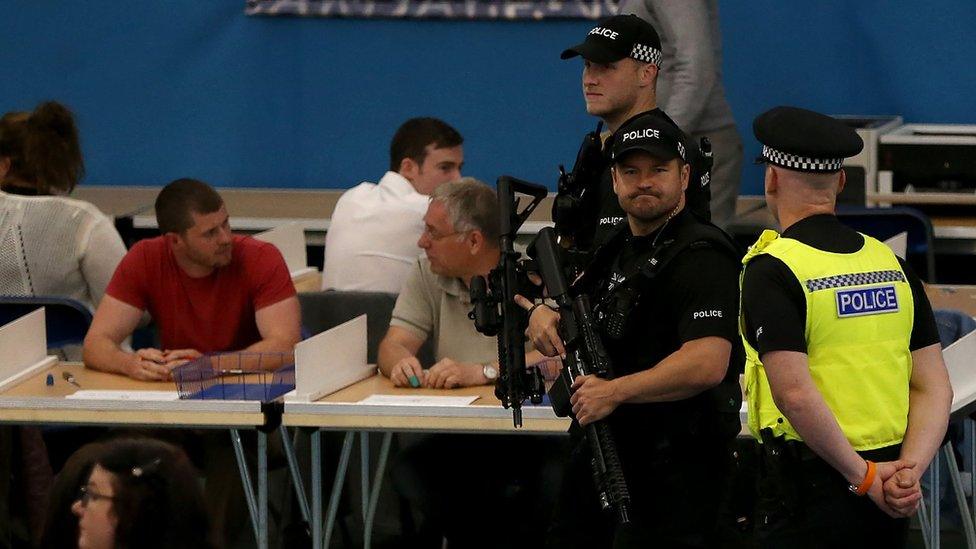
[741,106,952,548]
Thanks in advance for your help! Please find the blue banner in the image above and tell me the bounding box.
[246,1,619,20]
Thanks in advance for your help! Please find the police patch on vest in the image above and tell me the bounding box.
[835,285,899,318]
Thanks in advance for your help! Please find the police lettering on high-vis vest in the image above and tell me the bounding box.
[835,285,899,318]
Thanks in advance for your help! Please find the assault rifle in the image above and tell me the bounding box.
[469,176,547,428]
[552,122,606,253]
[528,226,631,524]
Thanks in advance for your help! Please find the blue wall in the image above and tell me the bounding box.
[2,1,974,195]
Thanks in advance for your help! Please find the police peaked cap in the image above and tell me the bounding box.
[753,106,863,173]
[561,14,662,66]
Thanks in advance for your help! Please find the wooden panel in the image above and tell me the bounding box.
[292,270,322,293]
[926,284,976,318]
[71,186,157,218]
[283,412,567,434]
[0,409,264,427]
[0,362,264,427]
[284,375,571,433]
[933,217,976,229]
[2,362,173,398]
[868,193,976,206]
[75,185,555,226]
[219,189,340,220]
[318,375,496,405]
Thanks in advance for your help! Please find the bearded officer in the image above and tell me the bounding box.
[537,112,743,548]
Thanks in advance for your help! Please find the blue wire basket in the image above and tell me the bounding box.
[173,352,296,402]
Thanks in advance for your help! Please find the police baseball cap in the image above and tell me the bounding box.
[753,106,863,173]
[611,113,686,163]
[561,14,663,66]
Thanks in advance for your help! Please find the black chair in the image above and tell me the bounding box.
[836,206,937,282]
[0,295,93,349]
[297,290,399,365]
[297,290,435,365]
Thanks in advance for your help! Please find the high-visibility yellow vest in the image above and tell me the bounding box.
[741,229,914,450]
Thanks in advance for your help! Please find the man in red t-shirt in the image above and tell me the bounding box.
[83,178,301,380]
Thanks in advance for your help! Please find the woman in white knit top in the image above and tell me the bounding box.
[0,102,126,312]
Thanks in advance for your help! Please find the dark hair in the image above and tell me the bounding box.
[95,438,212,549]
[41,441,107,549]
[0,101,84,195]
[388,117,463,173]
[154,178,224,234]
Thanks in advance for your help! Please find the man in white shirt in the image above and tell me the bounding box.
[322,117,464,292]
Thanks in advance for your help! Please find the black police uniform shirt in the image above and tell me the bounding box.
[584,208,742,452]
[741,214,940,356]
[591,108,699,250]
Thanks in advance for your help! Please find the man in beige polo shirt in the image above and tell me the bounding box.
[378,177,559,547]
[377,177,543,389]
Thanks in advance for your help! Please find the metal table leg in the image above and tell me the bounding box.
[258,431,268,549]
[323,431,355,548]
[970,418,976,535]
[933,453,941,549]
[280,425,311,525]
[231,429,261,545]
[312,430,322,549]
[363,432,393,549]
[944,442,976,548]
[919,496,932,549]
[360,431,370,521]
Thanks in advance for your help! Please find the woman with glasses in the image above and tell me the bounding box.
[40,441,104,549]
[70,438,212,549]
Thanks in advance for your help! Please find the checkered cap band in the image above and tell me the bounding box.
[805,270,906,293]
[762,145,844,172]
[631,43,662,66]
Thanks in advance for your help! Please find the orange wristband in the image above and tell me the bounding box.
[852,460,877,496]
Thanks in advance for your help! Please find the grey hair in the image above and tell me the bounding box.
[429,177,500,244]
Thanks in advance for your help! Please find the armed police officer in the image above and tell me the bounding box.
[555,13,713,255]
[525,14,720,358]
[528,113,743,548]
[741,107,952,547]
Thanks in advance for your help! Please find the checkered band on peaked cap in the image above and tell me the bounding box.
[630,43,662,66]
[753,106,864,173]
[560,14,663,66]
